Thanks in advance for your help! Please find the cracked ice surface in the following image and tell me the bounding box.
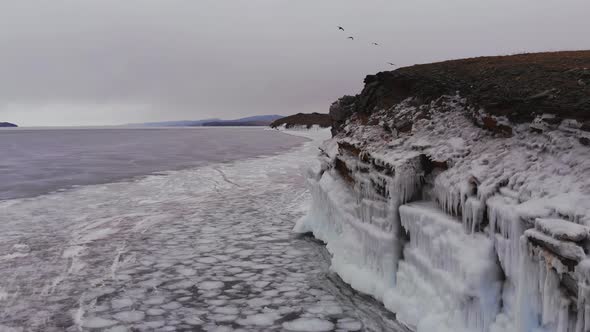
[0,129,406,332]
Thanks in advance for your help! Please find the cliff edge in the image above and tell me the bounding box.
[330,51,590,135]
[298,51,590,332]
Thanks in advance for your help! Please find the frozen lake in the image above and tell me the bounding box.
[0,128,406,331]
[0,127,307,201]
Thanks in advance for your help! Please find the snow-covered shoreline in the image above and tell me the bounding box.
[295,95,590,332]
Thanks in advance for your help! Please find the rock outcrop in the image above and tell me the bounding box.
[296,51,590,332]
[270,113,331,129]
[0,122,18,127]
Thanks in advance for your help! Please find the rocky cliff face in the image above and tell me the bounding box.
[296,51,590,332]
[330,51,590,135]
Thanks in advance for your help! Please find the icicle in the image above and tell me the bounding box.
[574,296,584,332]
[463,197,484,234]
[516,236,543,332]
[296,166,403,300]
[541,267,560,326]
[487,195,524,280]
[556,298,570,332]
[575,260,590,332]
[391,157,424,204]
[433,175,462,216]
[396,202,501,332]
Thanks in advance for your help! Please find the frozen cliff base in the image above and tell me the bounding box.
[295,95,590,332]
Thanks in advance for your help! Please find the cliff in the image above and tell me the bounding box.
[270,113,331,129]
[0,122,18,127]
[297,51,590,332]
[330,51,590,135]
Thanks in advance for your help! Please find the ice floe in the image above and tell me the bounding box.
[282,317,335,331]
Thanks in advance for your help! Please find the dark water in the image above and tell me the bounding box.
[0,127,306,200]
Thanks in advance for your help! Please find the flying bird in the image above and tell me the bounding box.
[338,26,344,31]
[347,36,354,40]
[387,62,396,66]
[372,42,379,46]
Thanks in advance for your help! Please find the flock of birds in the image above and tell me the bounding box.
[337,26,396,66]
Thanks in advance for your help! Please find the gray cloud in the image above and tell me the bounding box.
[1,0,589,126]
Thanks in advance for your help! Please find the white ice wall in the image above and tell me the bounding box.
[295,96,590,332]
[386,202,502,332]
[295,169,401,299]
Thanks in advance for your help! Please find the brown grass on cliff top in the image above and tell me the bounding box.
[426,50,590,70]
[362,50,590,122]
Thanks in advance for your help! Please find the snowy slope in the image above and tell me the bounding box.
[296,94,590,332]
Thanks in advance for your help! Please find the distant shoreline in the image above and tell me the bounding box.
[0,127,306,201]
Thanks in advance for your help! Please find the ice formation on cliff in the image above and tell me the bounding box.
[295,95,590,332]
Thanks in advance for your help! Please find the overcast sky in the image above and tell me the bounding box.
[1,0,589,126]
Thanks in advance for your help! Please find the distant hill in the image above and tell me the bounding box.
[201,115,284,127]
[227,115,284,123]
[130,119,221,127]
[129,115,283,127]
[0,122,18,127]
[270,113,331,129]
